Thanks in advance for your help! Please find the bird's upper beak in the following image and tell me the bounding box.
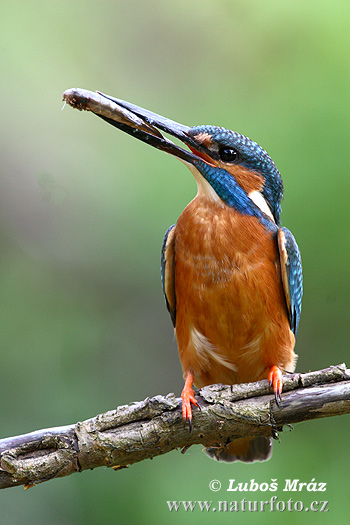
[62,88,213,166]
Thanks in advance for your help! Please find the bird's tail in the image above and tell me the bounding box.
[205,436,272,463]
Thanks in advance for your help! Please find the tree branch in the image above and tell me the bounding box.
[1,364,350,490]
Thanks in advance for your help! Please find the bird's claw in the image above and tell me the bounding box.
[182,390,199,427]
[268,365,283,407]
[181,372,199,430]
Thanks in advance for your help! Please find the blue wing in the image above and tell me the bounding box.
[161,225,176,326]
[277,227,303,336]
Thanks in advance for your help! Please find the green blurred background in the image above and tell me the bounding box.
[1,0,349,523]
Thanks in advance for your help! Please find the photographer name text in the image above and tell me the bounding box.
[226,478,326,492]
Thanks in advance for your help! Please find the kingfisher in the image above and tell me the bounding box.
[63,88,303,462]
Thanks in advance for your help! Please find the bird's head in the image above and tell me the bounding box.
[186,125,283,225]
[63,89,283,226]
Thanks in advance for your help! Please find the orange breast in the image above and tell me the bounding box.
[174,196,296,388]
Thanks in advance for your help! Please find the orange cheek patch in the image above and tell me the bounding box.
[219,163,264,193]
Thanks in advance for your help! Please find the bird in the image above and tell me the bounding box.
[63,88,303,462]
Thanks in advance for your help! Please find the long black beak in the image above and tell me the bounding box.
[62,88,205,165]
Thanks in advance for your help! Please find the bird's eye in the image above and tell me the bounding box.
[218,147,239,163]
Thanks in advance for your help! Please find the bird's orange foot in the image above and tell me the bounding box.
[268,365,283,407]
[181,371,199,428]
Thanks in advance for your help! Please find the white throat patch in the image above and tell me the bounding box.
[190,164,223,204]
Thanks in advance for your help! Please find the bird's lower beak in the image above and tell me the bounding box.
[62,88,207,165]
